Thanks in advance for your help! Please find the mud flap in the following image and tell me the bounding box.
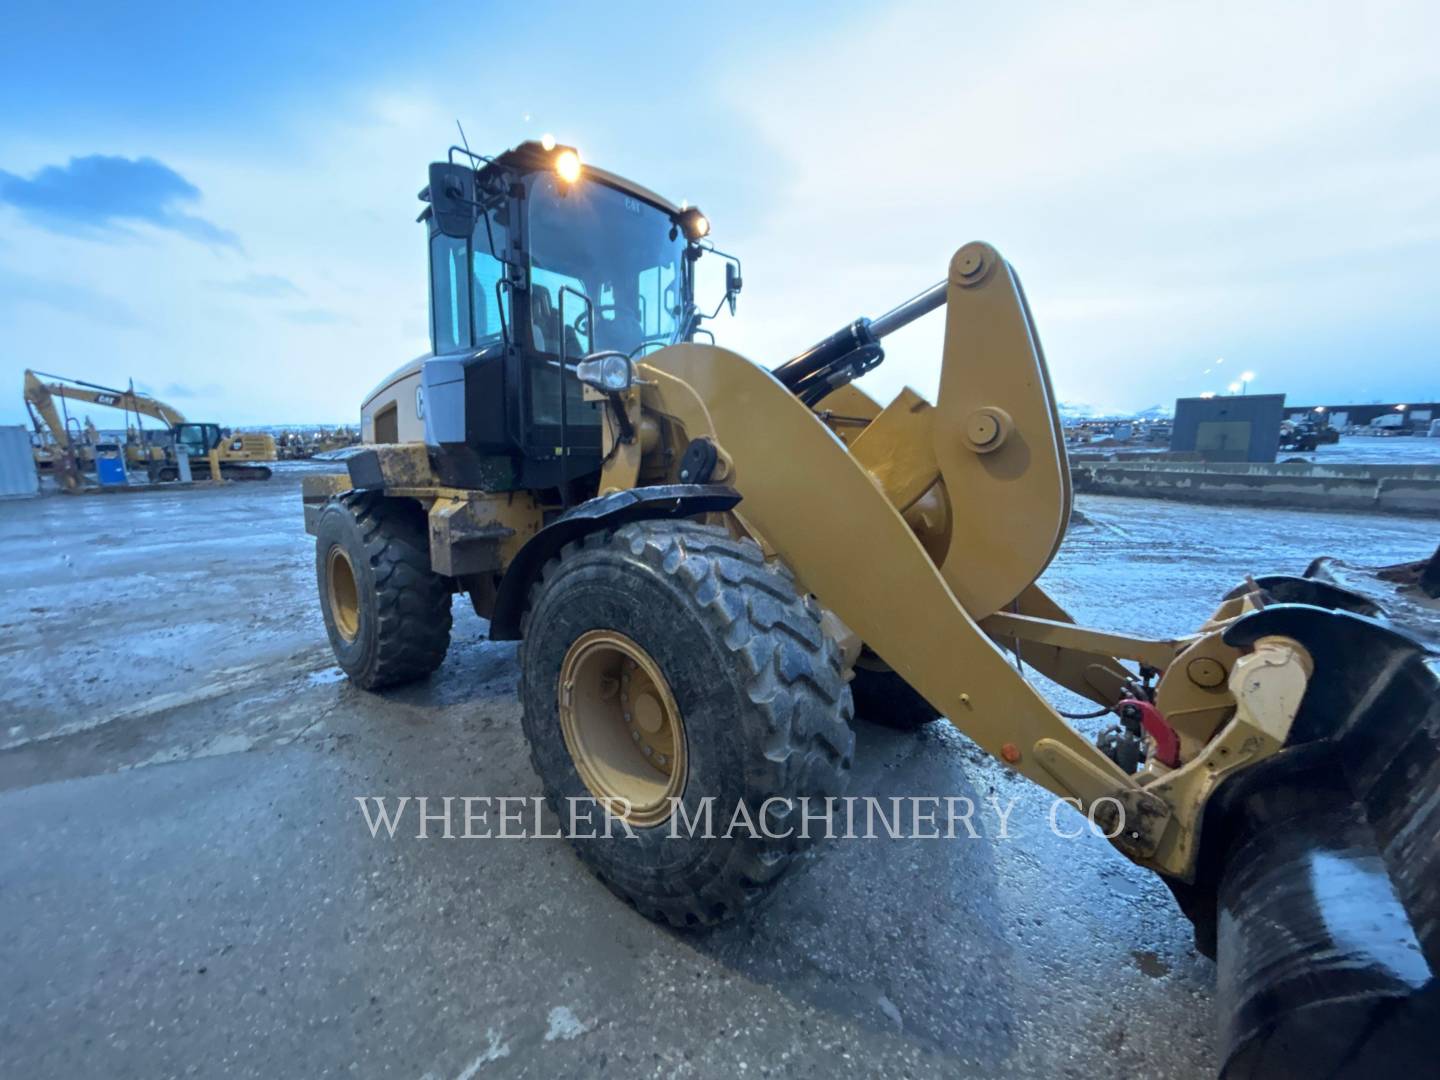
[1195,604,1440,1077]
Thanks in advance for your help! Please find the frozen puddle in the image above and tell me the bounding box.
[544,1005,591,1042]
[307,666,346,686]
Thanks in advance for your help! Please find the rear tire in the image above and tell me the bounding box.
[519,521,854,928]
[315,491,452,689]
[850,660,943,731]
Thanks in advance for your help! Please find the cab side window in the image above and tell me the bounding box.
[637,263,679,342]
[430,233,471,354]
[472,208,511,346]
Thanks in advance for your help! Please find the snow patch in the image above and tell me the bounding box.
[454,1030,510,1079]
[544,1005,591,1042]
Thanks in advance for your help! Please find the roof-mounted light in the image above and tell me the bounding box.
[554,148,582,184]
[677,206,710,241]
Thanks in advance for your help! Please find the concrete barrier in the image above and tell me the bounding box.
[1070,460,1440,516]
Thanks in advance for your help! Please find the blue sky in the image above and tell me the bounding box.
[2,1,1437,427]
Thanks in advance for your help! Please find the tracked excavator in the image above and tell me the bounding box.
[23,370,276,491]
[302,139,1440,1076]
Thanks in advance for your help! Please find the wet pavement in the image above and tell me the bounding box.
[1,471,1434,1078]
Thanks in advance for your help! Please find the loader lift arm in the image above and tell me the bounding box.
[590,242,1439,1076]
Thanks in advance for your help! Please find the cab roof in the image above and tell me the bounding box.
[492,140,682,217]
[418,140,684,223]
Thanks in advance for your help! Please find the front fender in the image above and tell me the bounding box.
[487,484,741,640]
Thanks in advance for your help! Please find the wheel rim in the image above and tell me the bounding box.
[327,546,361,643]
[558,630,687,828]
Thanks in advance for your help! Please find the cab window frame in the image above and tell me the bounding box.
[471,197,513,349]
[428,230,472,355]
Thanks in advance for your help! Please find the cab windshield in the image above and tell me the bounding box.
[526,173,685,361]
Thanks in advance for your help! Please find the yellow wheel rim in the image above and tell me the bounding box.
[327,546,361,643]
[558,630,687,828]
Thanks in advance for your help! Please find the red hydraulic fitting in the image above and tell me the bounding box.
[1120,699,1181,768]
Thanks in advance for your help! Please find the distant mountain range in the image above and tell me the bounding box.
[1057,402,1172,422]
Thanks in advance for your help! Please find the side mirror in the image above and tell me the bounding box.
[426,163,477,238]
[725,261,743,316]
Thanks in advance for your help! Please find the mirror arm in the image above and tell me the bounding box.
[688,241,743,327]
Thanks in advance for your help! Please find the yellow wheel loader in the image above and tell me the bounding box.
[303,140,1440,1076]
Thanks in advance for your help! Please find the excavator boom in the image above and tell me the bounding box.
[25,369,187,427]
[22,370,83,491]
[21,369,274,488]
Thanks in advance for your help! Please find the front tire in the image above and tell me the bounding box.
[519,521,854,927]
[849,660,943,731]
[315,492,453,689]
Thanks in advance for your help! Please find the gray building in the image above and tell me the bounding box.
[0,425,40,498]
[1170,394,1286,463]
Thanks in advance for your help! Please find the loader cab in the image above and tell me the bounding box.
[418,141,726,498]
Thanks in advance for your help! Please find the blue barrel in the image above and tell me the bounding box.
[95,448,128,486]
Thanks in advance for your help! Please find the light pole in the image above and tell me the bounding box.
[1240,371,1255,395]
[1228,381,1242,396]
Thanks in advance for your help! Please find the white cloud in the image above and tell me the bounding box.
[0,90,455,426]
[2,2,1436,430]
[713,0,1440,411]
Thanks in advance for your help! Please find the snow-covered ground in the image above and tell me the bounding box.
[1284,434,1440,466]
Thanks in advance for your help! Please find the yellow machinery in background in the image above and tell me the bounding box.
[23,370,276,491]
[277,427,360,459]
[302,141,1440,1077]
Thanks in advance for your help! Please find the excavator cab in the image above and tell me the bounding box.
[417,140,737,497]
[172,422,221,458]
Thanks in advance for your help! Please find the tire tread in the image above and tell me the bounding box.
[519,520,854,927]
[326,491,452,689]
